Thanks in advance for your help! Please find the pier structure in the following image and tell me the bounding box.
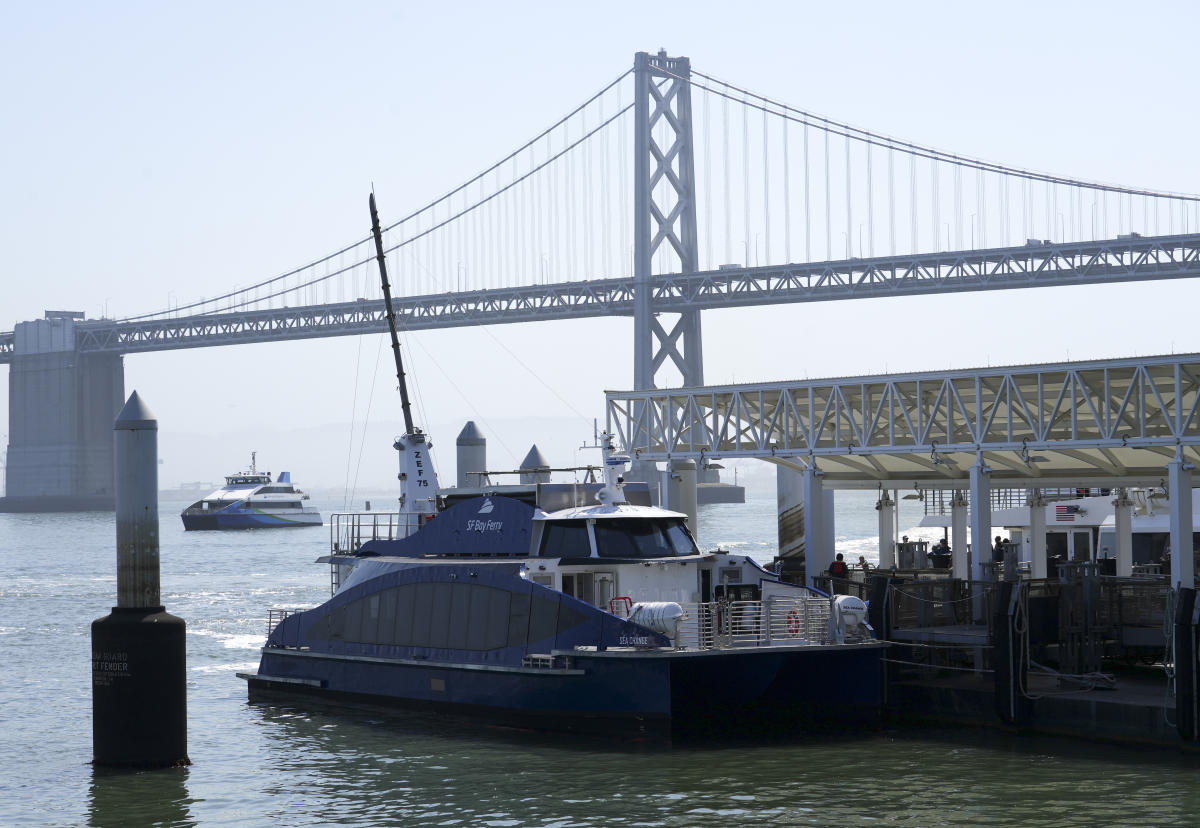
[4,49,1200,510]
[606,358,1200,747]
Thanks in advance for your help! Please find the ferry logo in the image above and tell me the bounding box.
[478,498,494,514]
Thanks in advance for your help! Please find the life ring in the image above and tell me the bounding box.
[786,608,802,636]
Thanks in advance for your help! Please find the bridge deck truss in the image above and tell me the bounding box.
[2,232,1199,364]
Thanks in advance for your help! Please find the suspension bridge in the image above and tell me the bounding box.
[3,50,1200,513]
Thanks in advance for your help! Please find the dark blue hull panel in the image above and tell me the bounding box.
[246,644,884,740]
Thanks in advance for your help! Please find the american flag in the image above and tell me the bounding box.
[1056,504,1079,522]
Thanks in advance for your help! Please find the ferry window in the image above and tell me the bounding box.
[527,591,589,647]
[411,583,434,644]
[482,587,511,650]
[465,586,507,651]
[528,591,560,644]
[593,518,692,559]
[309,581,590,651]
[361,594,380,643]
[665,521,698,555]
[393,585,415,643]
[539,521,592,557]
[508,589,532,645]
[427,583,453,649]
[446,582,472,649]
[376,590,397,644]
[341,602,363,642]
[561,573,595,605]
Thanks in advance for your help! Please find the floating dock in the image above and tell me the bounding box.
[820,570,1200,751]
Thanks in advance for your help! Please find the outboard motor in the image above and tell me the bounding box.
[829,595,872,644]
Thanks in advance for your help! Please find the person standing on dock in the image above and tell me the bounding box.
[829,553,849,594]
[992,536,1006,563]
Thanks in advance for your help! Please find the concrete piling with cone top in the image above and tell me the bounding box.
[91,391,189,767]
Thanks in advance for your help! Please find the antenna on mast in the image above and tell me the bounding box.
[369,191,416,436]
[367,191,439,535]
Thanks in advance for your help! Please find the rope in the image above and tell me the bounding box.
[1163,588,1177,727]
[879,639,991,650]
[883,656,993,675]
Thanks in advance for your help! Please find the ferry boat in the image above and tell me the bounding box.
[180,453,322,530]
[237,194,886,739]
[240,435,886,739]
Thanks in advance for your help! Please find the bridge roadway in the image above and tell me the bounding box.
[3,232,1199,363]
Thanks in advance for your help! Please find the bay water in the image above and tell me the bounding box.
[3,488,1198,826]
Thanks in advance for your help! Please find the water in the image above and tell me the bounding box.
[3,489,1198,827]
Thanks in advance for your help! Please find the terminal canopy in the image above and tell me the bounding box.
[606,353,1200,489]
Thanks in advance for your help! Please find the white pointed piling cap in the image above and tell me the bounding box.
[520,444,550,470]
[114,390,157,431]
[456,420,485,446]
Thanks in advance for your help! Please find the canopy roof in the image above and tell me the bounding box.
[606,353,1200,490]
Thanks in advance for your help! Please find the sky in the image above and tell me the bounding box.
[4,1,1200,495]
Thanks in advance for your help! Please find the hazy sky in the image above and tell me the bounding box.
[4,1,1200,491]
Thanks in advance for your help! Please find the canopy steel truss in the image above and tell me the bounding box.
[605,353,1200,486]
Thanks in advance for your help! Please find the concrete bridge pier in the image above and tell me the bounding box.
[1,314,124,512]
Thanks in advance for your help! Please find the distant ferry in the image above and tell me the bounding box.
[181,453,321,530]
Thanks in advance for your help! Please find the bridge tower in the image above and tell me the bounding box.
[633,50,702,390]
[1,313,124,511]
[632,51,703,499]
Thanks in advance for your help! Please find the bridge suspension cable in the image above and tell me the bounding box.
[673,63,1200,274]
[121,68,637,323]
[111,55,1200,328]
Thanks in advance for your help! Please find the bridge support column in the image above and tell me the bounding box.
[876,491,895,568]
[1168,452,1195,588]
[1112,488,1134,577]
[1028,490,1048,579]
[951,490,969,580]
[2,315,124,512]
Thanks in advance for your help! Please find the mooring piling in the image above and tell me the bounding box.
[91,391,189,767]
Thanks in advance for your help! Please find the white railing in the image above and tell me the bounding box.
[671,594,833,650]
[265,608,307,645]
[330,512,400,555]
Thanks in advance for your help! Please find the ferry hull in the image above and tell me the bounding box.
[182,511,322,530]
[242,642,884,740]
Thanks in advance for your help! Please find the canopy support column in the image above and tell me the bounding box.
[951,490,969,580]
[1169,452,1195,588]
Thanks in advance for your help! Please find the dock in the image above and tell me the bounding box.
[816,569,1198,751]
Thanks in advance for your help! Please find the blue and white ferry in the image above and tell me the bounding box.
[181,453,322,530]
[239,432,886,739]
